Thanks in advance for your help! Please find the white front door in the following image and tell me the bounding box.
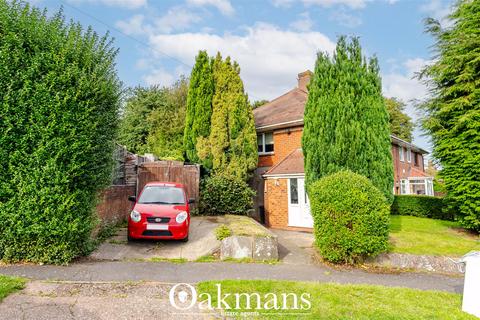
[287,177,313,228]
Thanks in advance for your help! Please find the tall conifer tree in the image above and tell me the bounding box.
[198,53,257,181]
[302,37,394,203]
[183,50,214,167]
[419,0,480,231]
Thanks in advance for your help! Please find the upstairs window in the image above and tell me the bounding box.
[414,153,419,166]
[406,148,412,163]
[399,147,405,162]
[257,132,274,154]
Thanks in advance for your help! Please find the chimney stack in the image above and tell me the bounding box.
[297,70,313,92]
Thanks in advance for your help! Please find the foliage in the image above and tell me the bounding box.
[391,195,454,220]
[118,79,188,160]
[183,51,214,167]
[199,175,255,215]
[0,2,121,264]
[0,275,26,302]
[215,224,232,240]
[146,78,188,160]
[418,0,480,231]
[197,53,258,181]
[250,99,269,109]
[303,36,394,203]
[385,97,414,141]
[389,215,480,257]
[309,171,390,263]
[197,280,475,320]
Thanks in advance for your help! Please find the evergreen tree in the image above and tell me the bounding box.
[183,51,214,167]
[198,53,257,181]
[302,36,394,203]
[385,97,414,142]
[419,0,480,231]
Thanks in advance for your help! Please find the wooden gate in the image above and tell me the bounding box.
[137,161,200,207]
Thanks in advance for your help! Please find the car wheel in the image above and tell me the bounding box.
[181,235,189,242]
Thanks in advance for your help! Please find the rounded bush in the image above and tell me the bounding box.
[199,175,255,215]
[309,170,390,263]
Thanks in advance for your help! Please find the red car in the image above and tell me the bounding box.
[127,182,193,242]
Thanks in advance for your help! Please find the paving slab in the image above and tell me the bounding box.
[90,216,221,261]
[271,229,315,265]
[0,281,215,320]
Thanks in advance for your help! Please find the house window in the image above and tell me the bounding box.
[290,178,298,204]
[413,152,419,166]
[400,179,408,194]
[399,147,405,162]
[257,132,274,154]
[406,148,411,163]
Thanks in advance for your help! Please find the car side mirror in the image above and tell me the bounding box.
[188,198,195,204]
[128,195,136,202]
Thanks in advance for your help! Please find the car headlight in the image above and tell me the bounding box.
[176,211,188,224]
[130,210,141,223]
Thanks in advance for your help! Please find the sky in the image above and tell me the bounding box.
[28,0,455,152]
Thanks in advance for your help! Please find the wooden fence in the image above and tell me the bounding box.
[137,161,201,207]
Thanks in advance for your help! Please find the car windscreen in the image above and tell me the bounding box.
[138,186,185,205]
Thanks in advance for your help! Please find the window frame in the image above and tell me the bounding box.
[406,148,411,163]
[399,147,405,162]
[257,132,274,155]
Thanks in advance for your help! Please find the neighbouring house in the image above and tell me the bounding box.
[252,71,434,231]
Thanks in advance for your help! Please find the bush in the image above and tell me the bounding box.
[309,171,390,263]
[391,195,454,221]
[199,175,255,215]
[215,225,232,240]
[0,2,120,264]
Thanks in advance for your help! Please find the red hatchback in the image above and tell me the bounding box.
[127,182,192,242]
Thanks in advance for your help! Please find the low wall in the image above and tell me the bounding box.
[96,185,136,225]
[366,253,464,274]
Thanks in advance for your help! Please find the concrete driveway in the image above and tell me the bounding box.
[270,229,315,265]
[90,216,221,261]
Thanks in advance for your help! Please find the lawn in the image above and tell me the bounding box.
[389,215,480,257]
[197,280,475,319]
[0,275,26,302]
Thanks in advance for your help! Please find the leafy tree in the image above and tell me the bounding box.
[250,99,269,109]
[118,86,162,154]
[0,1,121,263]
[198,53,257,181]
[302,36,394,203]
[146,78,188,160]
[183,51,214,167]
[418,0,480,231]
[118,79,188,160]
[385,97,414,141]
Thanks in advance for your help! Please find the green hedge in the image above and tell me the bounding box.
[309,170,390,264]
[391,195,454,221]
[199,175,255,215]
[0,2,120,264]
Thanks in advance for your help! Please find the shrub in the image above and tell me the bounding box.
[391,195,454,221]
[199,175,255,215]
[309,171,390,263]
[0,2,120,264]
[215,225,232,240]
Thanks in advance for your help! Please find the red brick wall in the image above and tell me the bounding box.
[264,178,289,228]
[96,185,135,225]
[391,145,426,194]
[258,127,303,168]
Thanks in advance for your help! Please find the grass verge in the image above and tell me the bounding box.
[389,215,480,256]
[197,280,474,319]
[0,275,26,302]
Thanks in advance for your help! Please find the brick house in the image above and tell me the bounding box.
[252,71,434,231]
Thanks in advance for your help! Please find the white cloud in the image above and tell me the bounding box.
[143,68,175,86]
[290,12,314,31]
[420,0,453,25]
[187,0,235,16]
[67,0,146,9]
[303,0,369,9]
[115,7,201,35]
[271,0,295,8]
[383,57,432,150]
[329,9,362,27]
[146,23,336,99]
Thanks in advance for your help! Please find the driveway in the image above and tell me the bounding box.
[90,216,221,261]
[271,229,315,265]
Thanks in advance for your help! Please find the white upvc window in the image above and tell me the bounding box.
[399,147,405,162]
[257,132,274,155]
[406,148,412,163]
[400,179,409,194]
